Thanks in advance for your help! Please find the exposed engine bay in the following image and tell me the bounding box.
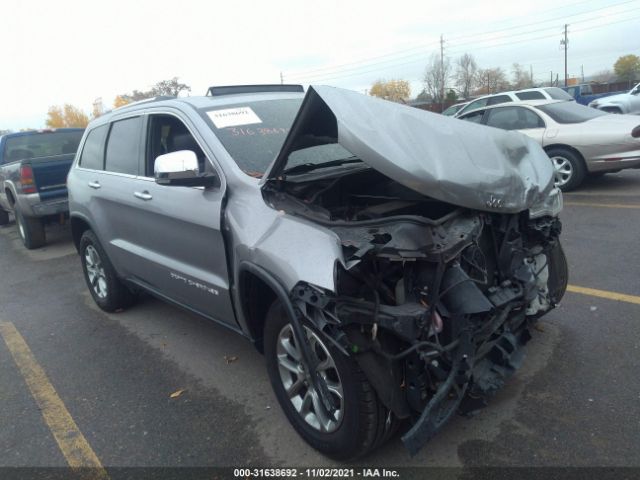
[263,167,568,454]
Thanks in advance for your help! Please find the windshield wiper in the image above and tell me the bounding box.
[282,157,362,176]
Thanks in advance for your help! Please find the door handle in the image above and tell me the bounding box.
[88,181,101,189]
[134,191,153,201]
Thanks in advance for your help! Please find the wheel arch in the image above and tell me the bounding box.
[5,185,16,207]
[238,262,296,353]
[543,143,588,169]
[70,214,94,252]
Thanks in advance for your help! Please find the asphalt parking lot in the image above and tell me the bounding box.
[1,170,639,477]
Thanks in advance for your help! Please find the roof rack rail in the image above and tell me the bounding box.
[114,96,175,110]
[206,84,304,96]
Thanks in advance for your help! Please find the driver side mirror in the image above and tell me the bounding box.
[154,150,217,187]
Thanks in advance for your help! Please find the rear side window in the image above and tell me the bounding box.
[79,125,108,170]
[486,95,512,106]
[105,117,143,175]
[486,107,545,130]
[516,91,545,100]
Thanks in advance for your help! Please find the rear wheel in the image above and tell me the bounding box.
[0,209,9,226]
[546,147,586,192]
[79,230,136,312]
[15,208,45,249]
[264,300,396,459]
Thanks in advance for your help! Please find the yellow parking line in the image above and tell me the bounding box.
[564,202,640,209]
[0,322,109,479]
[567,285,640,306]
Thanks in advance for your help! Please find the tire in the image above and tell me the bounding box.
[264,300,396,460]
[546,147,586,192]
[79,230,136,312]
[0,209,9,226]
[15,208,45,249]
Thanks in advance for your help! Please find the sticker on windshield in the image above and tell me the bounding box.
[207,107,262,129]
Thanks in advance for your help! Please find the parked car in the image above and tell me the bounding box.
[458,99,640,190]
[441,101,468,116]
[561,83,626,106]
[454,87,573,117]
[0,128,84,248]
[588,82,640,114]
[68,85,567,459]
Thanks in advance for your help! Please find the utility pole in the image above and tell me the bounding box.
[487,71,490,94]
[530,65,533,87]
[280,72,284,85]
[560,24,569,86]
[440,34,445,112]
[581,64,584,83]
[550,71,553,87]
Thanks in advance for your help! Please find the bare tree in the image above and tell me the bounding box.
[511,63,533,90]
[454,53,478,99]
[476,67,509,95]
[423,53,451,107]
[591,69,616,83]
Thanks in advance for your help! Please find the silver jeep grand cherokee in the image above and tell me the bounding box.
[68,85,567,459]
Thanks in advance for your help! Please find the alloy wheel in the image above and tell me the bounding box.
[551,155,573,187]
[85,245,108,299]
[276,324,344,433]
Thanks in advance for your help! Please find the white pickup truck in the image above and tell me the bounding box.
[588,83,640,114]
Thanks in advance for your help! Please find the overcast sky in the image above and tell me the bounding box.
[2,0,639,130]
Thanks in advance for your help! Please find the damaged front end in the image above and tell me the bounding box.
[284,205,567,455]
[259,86,567,455]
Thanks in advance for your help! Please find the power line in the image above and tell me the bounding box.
[283,0,639,81]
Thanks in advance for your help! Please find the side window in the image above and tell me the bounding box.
[462,98,488,114]
[105,117,143,175]
[486,107,520,130]
[460,109,485,124]
[486,107,544,130]
[518,108,545,129]
[567,87,578,97]
[79,125,108,170]
[146,114,207,177]
[487,95,512,106]
[516,91,545,100]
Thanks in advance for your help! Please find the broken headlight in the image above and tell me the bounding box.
[529,187,563,219]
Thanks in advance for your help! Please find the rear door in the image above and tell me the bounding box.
[77,116,147,279]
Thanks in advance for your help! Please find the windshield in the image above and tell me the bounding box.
[4,130,83,162]
[201,98,302,177]
[536,101,608,124]
[544,87,574,100]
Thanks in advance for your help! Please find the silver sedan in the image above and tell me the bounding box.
[458,99,640,190]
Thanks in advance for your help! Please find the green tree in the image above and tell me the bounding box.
[446,89,458,102]
[614,54,640,82]
[369,79,411,103]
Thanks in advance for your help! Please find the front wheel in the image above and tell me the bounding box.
[79,230,136,312]
[15,208,45,249]
[546,147,586,192]
[264,300,396,460]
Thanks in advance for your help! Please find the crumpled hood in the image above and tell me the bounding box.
[264,85,555,213]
